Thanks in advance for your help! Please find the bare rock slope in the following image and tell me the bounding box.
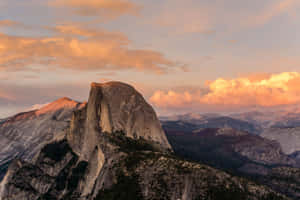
[261,127,300,155]
[0,98,85,179]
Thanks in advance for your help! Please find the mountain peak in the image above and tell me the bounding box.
[91,81,135,90]
[36,97,81,116]
[68,81,171,160]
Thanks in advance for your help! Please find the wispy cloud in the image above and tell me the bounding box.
[247,0,300,27]
[152,0,300,35]
[50,0,140,20]
[153,0,216,35]
[0,20,19,27]
[0,24,177,74]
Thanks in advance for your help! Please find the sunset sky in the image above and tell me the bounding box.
[0,0,300,117]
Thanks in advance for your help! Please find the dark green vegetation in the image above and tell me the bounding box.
[108,131,157,153]
[94,173,143,200]
[95,132,159,200]
[196,185,283,200]
[197,185,248,200]
[257,167,300,199]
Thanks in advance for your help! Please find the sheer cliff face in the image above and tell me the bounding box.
[65,82,172,196]
[68,82,171,160]
[95,82,171,149]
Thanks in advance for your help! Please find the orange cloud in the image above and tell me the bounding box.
[247,0,300,26]
[53,24,128,40]
[0,20,18,27]
[154,1,215,35]
[153,0,300,36]
[0,25,176,73]
[150,72,300,110]
[50,0,140,19]
[0,90,15,101]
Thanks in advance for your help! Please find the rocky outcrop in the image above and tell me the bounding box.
[68,82,171,158]
[261,127,300,155]
[0,97,85,180]
[91,82,171,149]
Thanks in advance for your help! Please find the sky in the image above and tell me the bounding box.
[0,0,300,117]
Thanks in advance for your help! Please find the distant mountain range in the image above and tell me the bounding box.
[161,109,300,156]
[161,114,262,134]
[161,105,300,130]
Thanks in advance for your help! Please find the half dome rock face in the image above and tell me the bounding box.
[64,82,171,196]
[95,82,171,148]
[68,82,171,159]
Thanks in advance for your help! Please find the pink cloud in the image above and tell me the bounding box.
[150,72,300,111]
[50,0,140,20]
[0,25,177,74]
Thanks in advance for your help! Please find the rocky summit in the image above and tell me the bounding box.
[0,82,291,200]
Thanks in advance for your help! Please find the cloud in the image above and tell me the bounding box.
[150,72,300,112]
[152,0,300,35]
[153,1,216,34]
[0,19,32,30]
[0,20,19,27]
[247,0,300,26]
[0,25,176,74]
[0,90,15,102]
[26,102,50,111]
[50,0,140,20]
[52,24,128,40]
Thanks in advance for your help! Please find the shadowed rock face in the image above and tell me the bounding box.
[261,127,300,155]
[0,98,85,180]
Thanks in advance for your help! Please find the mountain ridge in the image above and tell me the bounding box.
[0,97,86,181]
